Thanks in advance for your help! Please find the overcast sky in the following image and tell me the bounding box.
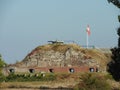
[0,0,119,64]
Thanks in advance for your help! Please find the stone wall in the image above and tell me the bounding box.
[3,44,110,74]
[22,47,97,68]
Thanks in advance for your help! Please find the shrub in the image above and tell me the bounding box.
[6,73,16,82]
[39,73,56,81]
[104,73,113,80]
[5,73,56,82]
[0,72,6,82]
[74,73,111,90]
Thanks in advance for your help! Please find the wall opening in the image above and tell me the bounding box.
[89,68,94,72]
[29,69,35,73]
[49,69,54,73]
[9,69,15,73]
[96,68,99,72]
[69,68,74,73]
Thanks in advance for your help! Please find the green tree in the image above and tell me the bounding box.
[0,54,6,82]
[107,0,120,81]
[108,0,120,8]
[0,54,6,69]
[118,27,120,47]
[108,0,120,22]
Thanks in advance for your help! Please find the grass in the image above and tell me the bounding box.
[0,73,80,89]
[0,80,75,89]
[31,44,110,68]
[20,43,112,76]
[35,43,81,53]
[1,73,120,89]
[74,73,112,90]
[4,43,114,89]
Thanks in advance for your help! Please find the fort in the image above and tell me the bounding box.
[2,42,111,75]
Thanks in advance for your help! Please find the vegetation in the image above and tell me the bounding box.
[74,73,112,90]
[0,72,120,89]
[0,72,6,82]
[108,0,120,8]
[0,54,6,69]
[107,0,120,81]
[0,54,6,82]
[5,73,56,82]
[107,28,120,81]
[36,43,81,53]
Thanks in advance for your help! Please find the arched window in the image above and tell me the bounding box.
[96,68,99,72]
[89,68,94,72]
[29,69,35,73]
[69,68,74,73]
[9,69,15,73]
[49,69,54,73]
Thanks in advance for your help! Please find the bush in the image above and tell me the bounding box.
[74,73,111,90]
[5,73,56,82]
[6,73,18,82]
[104,73,113,80]
[0,72,6,82]
[47,73,56,81]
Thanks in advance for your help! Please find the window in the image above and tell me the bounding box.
[89,68,94,72]
[69,68,74,73]
[96,68,99,72]
[9,69,15,73]
[49,69,54,73]
[29,69,35,73]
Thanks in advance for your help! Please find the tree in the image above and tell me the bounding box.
[0,54,6,74]
[108,0,120,8]
[0,54,6,82]
[0,54,6,68]
[118,27,120,47]
[108,0,120,23]
[107,0,120,81]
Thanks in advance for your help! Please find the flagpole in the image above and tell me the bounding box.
[86,25,90,48]
[86,31,88,48]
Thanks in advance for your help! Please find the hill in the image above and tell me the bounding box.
[3,43,112,74]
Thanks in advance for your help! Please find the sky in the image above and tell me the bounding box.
[0,0,119,64]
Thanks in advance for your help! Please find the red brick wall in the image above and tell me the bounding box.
[34,66,97,73]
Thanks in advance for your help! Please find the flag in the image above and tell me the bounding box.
[86,25,91,36]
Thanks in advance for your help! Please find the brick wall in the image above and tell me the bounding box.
[34,66,97,73]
